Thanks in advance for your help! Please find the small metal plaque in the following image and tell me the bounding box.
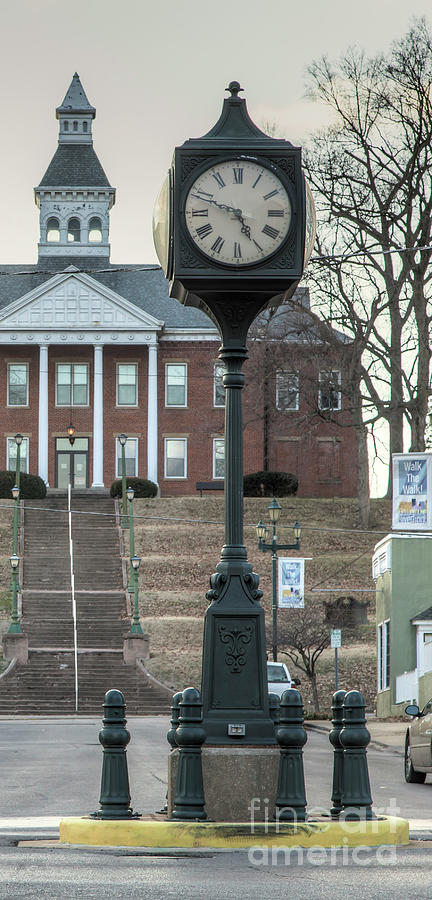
[228,724,246,737]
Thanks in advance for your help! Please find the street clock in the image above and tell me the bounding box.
[152,83,316,748]
[153,82,315,316]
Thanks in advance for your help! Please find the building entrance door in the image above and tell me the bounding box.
[56,438,89,489]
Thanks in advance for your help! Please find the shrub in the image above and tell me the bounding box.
[243,471,298,497]
[110,477,158,499]
[0,470,47,499]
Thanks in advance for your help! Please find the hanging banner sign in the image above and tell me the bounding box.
[278,558,305,608]
[392,453,431,530]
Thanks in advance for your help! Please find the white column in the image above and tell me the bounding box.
[92,344,104,487]
[38,345,49,485]
[147,342,158,485]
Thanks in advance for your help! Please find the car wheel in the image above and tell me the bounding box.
[405,739,426,783]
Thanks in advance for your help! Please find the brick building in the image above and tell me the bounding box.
[0,74,357,497]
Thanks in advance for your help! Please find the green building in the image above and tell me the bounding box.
[374,533,432,717]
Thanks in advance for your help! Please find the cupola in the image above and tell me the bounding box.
[34,74,115,266]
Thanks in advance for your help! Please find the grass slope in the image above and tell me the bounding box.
[131,496,390,712]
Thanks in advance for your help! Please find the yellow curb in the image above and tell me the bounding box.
[59,815,409,849]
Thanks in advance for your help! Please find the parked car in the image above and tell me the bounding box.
[404,700,432,783]
[267,661,300,698]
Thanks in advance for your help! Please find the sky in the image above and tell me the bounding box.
[1,0,431,497]
[1,0,431,267]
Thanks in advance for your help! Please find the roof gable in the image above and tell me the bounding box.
[0,269,164,332]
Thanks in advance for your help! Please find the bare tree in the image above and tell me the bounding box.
[304,18,432,495]
[275,605,331,713]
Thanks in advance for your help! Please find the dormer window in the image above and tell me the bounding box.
[68,218,81,242]
[46,217,60,242]
[88,217,102,243]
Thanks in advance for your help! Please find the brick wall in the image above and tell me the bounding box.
[0,339,358,498]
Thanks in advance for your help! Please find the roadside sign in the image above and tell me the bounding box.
[330,629,342,649]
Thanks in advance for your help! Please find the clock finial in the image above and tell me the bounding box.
[226,81,243,98]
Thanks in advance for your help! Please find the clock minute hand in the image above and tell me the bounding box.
[191,193,242,217]
[190,193,251,239]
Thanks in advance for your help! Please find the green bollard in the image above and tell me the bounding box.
[158,691,184,815]
[329,689,347,818]
[339,690,373,820]
[269,692,280,727]
[92,689,137,820]
[275,689,307,822]
[167,691,183,750]
[171,687,207,821]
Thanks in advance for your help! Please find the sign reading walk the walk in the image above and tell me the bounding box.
[392,452,430,530]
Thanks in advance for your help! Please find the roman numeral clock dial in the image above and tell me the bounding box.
[184,160,292,266]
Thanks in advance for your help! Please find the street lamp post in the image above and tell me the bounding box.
[256,498,301,662]
[118,434,128,528]
[126,486,135,594]
[12,433,23,559]
[8,553,21,634]
[129,554,143,635]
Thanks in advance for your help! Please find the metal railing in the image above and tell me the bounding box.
[68,483,79,712]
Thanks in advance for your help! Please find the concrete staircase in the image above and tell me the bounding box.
[0,491,171,715]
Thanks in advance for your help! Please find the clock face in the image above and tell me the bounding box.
[184,159,292,267]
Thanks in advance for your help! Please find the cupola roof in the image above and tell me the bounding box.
[56,72,96,118]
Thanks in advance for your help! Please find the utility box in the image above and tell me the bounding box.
[374,533,432,717]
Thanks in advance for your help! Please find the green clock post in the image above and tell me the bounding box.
[154,82,315,750]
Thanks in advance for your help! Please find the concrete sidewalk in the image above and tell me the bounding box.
[305,718,407,753]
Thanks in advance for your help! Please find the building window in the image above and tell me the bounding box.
[214,363,225,407]
[116,437,138,477]
[165,364,187,407]
[7,363,28,406]
[88,217,102,243]
[213,438,225,479]
[319,371,341,411]
[67,218,81,242]
[377,620,390,691]
[164,438,187,478]
[46,217,60,242]
[64,121,69,132]
[276,371,299,410]
[82,121,88,133]
[7,437,29,474]
[117,364,137,406]
[73,120,78,132]
[372,542,391,581]
[56,364,89,406]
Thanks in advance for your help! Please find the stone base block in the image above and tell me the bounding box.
[2,632,28,664]
[123,634,150,665]
[168,746,280,821]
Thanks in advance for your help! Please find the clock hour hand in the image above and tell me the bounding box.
[235,212,251,240]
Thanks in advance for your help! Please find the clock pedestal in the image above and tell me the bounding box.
[197,300,276,746]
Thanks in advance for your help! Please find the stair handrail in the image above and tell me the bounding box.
[68,483,79,713]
